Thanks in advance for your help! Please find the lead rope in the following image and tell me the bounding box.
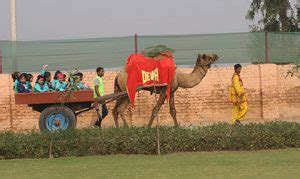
[213,64,227,89]
[213,63,231,124]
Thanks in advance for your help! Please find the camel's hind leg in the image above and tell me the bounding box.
[113,73,125,128]
[116,97,130,127]
[112,99,121,128]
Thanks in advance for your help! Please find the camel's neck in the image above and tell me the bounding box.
[177,65,209,88]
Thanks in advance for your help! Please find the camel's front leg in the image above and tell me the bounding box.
[148,93,166,127]
[169,92,179,127]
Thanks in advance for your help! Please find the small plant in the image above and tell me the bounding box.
[66,68,81,92]
[286,63,300,79]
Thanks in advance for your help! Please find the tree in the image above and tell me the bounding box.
[246,0,299,32]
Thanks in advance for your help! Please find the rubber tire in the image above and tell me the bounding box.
[39,106,76,132]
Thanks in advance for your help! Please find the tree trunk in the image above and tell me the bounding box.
[279,0,289,32]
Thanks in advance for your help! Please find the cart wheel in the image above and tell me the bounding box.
[39,106,76,132]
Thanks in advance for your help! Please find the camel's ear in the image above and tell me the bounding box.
[198,54,201,58]
[202,54,206,59]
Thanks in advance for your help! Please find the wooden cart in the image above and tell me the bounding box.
[15,90,127,132]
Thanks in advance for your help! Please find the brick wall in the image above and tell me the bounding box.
[0,64,299,131]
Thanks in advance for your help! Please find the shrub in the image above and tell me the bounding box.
[0,122,299,159]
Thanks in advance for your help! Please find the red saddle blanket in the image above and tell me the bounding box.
[125,53,175,106]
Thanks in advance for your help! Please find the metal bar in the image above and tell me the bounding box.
[0,49,3,73]
[11,0,18,72]
[96,91,128,103]
[134,33,141,116]
[258,64,264,119]
[75,107,94,116]
[265,31,270,63]
[134,33,138,54]
[76,92,128,115]
[11,0,17,41]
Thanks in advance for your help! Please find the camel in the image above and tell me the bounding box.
[112,53,219,128]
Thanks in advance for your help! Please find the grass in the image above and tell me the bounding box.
[0,149,299,179]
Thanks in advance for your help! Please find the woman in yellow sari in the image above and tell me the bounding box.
[229,64,248,125]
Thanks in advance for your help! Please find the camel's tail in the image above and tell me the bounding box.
[114,74,121,93]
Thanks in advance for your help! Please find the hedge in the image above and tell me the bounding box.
[0,122,299,159]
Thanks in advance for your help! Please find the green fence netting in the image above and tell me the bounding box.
[0,32,299,73]
[268,32,300,63]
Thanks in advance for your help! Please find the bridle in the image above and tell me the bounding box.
[197,58,214,76]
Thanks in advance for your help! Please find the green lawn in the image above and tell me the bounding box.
[0,149,299,179]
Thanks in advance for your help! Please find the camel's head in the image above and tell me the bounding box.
[196,54,219,68]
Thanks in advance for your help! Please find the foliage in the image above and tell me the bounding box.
[0,122,299,159]
[141,45,175,58]
[246,0,299,32]
[286,63,300,79]
[66,68,80,92]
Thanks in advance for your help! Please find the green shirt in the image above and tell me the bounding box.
[93,76,105,98]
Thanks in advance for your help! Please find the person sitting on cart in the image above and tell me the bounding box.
[75,72,90,90]
[16,73,31,93]
[34,75,49,92]
[12,71,21,92]
[67,72,90,91]
[63,74,67,82]
[43,71,53,91]
[25,73,33,91]
[53,73,67,91]
[93,67,108,127]
[40,65,54,91]
[52,70,62,89]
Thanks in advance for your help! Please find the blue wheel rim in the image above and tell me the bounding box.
[46,113,69,131]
